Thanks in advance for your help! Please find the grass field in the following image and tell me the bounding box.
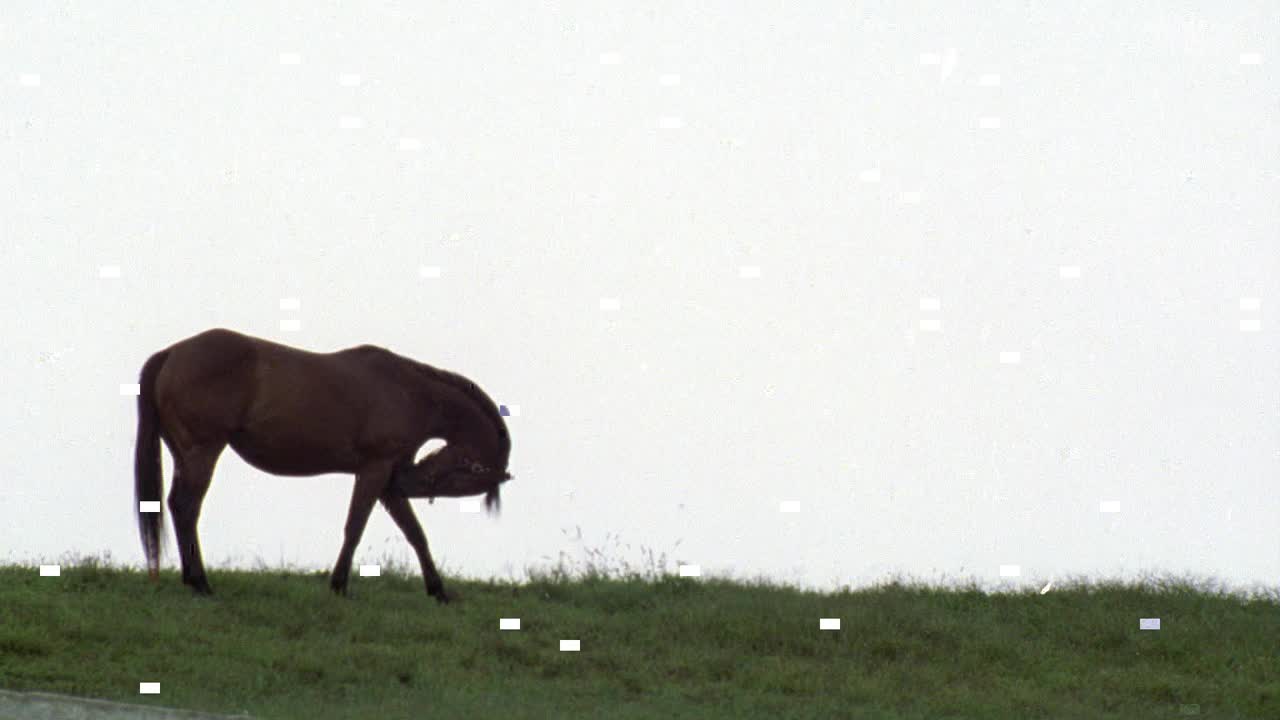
[0,551,1275,719]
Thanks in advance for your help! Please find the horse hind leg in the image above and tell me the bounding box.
[169,443,225,595]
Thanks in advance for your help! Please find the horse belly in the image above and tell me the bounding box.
[233,360,370,474]
[229,424,361,476]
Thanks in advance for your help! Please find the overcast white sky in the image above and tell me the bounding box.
[2,1,1277,596]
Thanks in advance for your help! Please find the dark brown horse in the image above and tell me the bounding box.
[134,328,513,603]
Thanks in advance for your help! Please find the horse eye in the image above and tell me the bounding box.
[470,462,485,474]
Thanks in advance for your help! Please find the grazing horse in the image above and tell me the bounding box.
[134,328,513,603]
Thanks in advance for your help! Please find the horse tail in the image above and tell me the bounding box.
[135,349,170,581]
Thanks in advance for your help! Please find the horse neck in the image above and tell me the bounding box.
[417,366,508,461]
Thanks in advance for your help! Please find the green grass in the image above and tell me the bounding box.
[0,549,1276,720]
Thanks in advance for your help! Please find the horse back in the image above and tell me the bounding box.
[154,329,431,467]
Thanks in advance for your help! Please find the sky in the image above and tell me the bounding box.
[2,1,1277,597]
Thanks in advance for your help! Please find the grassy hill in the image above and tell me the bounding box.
[0,553,1275,719]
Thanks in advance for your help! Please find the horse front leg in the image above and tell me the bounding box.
[330,461,394,596]
[379,488,451,604]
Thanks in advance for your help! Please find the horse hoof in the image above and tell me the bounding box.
[428,585,451,604]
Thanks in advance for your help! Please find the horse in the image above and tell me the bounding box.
[134,328,513,603]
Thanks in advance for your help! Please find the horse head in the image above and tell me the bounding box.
[392,443,513,512]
